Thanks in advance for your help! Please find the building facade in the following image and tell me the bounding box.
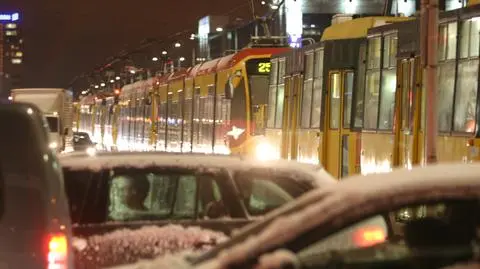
[0,12,23,99]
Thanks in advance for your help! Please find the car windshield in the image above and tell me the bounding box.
[46,116,58,132]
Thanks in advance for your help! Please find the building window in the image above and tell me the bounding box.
[15,51,23,57]
[5,23,16,29]
[5,31,17,36]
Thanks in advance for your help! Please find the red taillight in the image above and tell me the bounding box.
[353,227,386,247]
[48,234,67,269]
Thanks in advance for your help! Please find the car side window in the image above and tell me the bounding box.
[234,173,298,216]
[173,175,197,219]
[107,171,198,221]
[197,177,230,219]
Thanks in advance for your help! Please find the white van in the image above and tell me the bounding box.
[0,103,74,269]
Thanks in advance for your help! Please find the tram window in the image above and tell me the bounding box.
[437,62,456,132]
[378,69,396,130]
[311,78,323,128]
[367,37,381,70]
[459,18,480,59]
[383,34,398,68]
[311,49,324,129]
[329,73,341,129]
[270,60,278,85]
[354,43,367,129]
[343,72,354,128]
[448,22,458,60]
[439,24,447,61]
[363,71,381,130]
[453,59,478,133]
[305,53,314,80]
[301,79,313,128]
[267,85,277,128]
[274,60,286,129]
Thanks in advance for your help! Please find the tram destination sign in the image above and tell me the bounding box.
[246,58,271,75]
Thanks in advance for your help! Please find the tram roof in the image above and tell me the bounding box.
[321,16,412,41]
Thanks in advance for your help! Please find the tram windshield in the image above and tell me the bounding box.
[246,58,271,135]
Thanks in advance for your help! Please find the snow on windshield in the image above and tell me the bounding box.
[73,224,228,268]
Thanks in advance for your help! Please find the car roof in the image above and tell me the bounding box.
[58,151,336,186]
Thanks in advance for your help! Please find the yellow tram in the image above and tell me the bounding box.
[266,5,480,178]
[77,47,288,156]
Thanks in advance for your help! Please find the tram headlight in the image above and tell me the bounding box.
[49,142,58,149]
[255,142,277,161]
[86,147,96,156]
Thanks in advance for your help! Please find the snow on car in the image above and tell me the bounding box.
[72,224,227,268]
[179,163,480,269]
[59,151,335,267]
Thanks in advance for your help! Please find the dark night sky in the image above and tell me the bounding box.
[0,0,251,88]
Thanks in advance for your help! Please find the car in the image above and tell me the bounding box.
[58,151,335,267]
[0,103,74,269]
[73,131,96,154]
[166,163,480,269]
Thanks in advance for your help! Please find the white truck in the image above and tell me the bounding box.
[11,88,74,153]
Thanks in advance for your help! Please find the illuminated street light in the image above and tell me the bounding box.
[115,76,121,80]
[100,83,106,87]
[110,79,114,83]
[190,34,195,40]
[179,57,185,62]
[94,85,99,89]
[174,42,181,48]
[130,70,136,74]
[8,96,12,101]
[261,1,266,5]
[81,90,88,95]
[216,27,223,32]
[152,57,159,61]
[162,50,168,55]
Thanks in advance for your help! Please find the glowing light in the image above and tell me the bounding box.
[0,13,19,22]
[216,27,223,32]
[261,0,266,5]
[226,126,245,140]
[115,76,120,80]
[8,96,12,101]
[174,42,181,48]
[94,85,99,88]
[179,57,185,62]
[130,70,136,74]
[162,50,168,55]
[152,57,159,61]
[100,83,106,87]
[110,79,114,83]
[27,108,33,114]
[286,0,303,48]
[344,0,358,14]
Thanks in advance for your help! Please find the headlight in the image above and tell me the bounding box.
[86,147,96,156]
[255,142,278,161]
[49,142,58,149]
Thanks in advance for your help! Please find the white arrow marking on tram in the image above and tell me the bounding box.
[226,126,245,140]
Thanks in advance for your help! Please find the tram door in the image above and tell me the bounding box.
[280,74,303,160]
[323,70,354,179]
[396,58,421,168]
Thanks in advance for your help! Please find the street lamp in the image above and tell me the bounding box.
[152,57,159,61]
[179,57,185,62]
[130,70,136,74]
[174,42,181,48]
[100,83,106,87]
[110,79,115,83]
[162,50,168,55]
[216,27,223,32]
[115,76,121,80]
[190,34,196,40]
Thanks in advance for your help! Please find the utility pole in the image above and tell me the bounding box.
[420,0,438,164]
